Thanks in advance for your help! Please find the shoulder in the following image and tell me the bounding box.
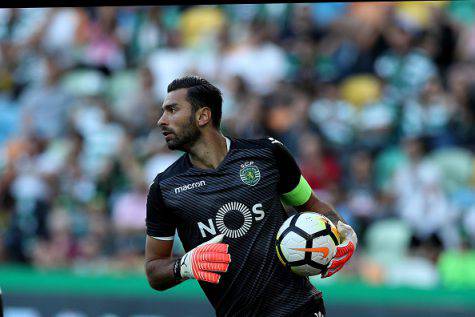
[232,136,282,151]
[153,153,190,185]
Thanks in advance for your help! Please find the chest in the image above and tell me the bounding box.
[160,151,279,236]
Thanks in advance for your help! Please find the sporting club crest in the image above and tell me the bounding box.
[239,161,261,186]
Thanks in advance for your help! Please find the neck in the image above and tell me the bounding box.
[188,130,228,169]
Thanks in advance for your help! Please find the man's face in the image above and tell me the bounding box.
[158,88,201,151]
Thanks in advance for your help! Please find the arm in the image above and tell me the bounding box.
[145,234,231,290]
[145,181,231,290]
[281,174,345,225]
[270,137,357,278]
[145,236,183,291]
[145,181,181,291]
[296,193,344,225]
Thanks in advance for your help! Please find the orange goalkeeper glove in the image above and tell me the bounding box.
[175,234,231,284]
[322,221,357,278]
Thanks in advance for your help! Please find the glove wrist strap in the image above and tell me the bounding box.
[173,257,182,280]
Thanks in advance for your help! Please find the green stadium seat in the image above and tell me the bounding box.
[429,147,474,195]
[364,218,412,266]
[374,146,407,192]
[105,70,139,105]
[61,69,106,97]
[438,250,475,289]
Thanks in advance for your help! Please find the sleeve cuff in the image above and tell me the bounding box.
[150,235,175,241]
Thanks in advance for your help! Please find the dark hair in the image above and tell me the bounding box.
[167,76,223,129]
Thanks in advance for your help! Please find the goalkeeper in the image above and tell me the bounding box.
[145,76,357,316]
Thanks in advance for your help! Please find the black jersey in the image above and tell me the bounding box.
[146,137,321,317]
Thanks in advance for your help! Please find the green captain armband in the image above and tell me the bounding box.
[281,175,313,206]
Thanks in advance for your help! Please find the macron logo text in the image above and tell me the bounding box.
[174,181,206,194]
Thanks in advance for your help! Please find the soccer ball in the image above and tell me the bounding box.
[276,212,340,276]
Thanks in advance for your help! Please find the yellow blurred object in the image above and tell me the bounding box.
[180,6,225,48]
[395,2,448,28]
[397,1,447,8]
[340,74,381,109]
[0,70,13,91]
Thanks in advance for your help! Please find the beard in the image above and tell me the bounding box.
[165,115,201,151]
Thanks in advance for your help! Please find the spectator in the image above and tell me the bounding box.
[447,73,475,151]
[345,150,380,240]
[297,132,342,196]
[401,75,456,147]
[220,19,288,95]
[31,206,77,268]
[308,82,357,149]
[112,66,159,136]
[19,53,75,141]
[391,137,461,260]
[82,7,126,71]
[355,95,397,151]
[148,28,194,101]
[375,19,437,102]
[111,179,147,268]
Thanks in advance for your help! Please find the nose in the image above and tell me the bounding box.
[157,112,167,127]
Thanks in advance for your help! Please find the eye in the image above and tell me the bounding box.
[167,105,178,114]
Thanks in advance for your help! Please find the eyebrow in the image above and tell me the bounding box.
[162,103,179,110]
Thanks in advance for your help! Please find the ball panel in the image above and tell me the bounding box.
[310,235,337,266]
[294,212,327,235]
[281,231,306,262]
[276,214,295,240]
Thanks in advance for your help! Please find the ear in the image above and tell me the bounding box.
[196,107,212,127]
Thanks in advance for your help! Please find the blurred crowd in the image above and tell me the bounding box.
[1,3,475,287]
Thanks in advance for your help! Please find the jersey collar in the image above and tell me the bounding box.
[225,136,231,152]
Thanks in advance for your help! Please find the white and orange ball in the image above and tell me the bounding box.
[276,212,340,276]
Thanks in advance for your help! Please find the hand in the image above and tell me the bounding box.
[178,234,231,284]
[322,221,357,278]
